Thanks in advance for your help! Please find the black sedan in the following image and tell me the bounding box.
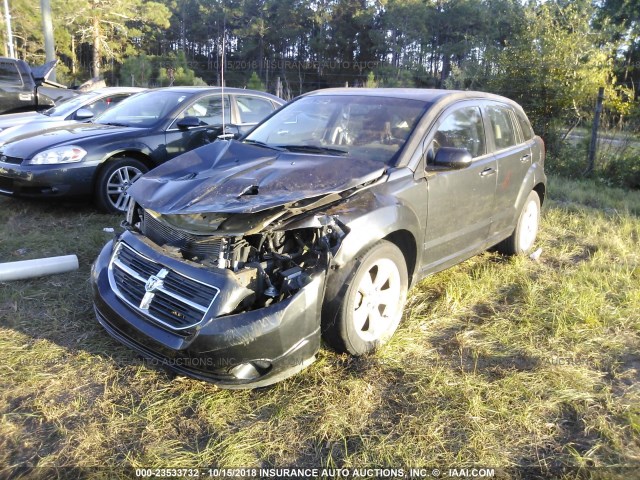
[0,87,144,142]
[0,87,283,212]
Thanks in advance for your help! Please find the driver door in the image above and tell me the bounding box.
[422,104,497,271]
[164,94,231,159]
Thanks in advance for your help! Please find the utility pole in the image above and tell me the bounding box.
[3,0,15,58]
[586,87,605,176]
[40,0,56,81]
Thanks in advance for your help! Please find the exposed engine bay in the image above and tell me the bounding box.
[124,203,348,314]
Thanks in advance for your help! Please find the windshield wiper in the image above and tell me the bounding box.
[275,144,348,156]
[243,139,285,151]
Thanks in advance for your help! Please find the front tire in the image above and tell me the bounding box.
[95,158,148,213]
[322,240,408,355]
[498,190,541,255]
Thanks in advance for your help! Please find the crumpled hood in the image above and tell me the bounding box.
[129,140,386,214]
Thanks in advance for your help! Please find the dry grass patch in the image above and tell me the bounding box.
[1,178,639,478]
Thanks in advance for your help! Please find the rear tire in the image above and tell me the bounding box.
[498,190,540,255]
[94,158,148,213]
[322,240,408,355]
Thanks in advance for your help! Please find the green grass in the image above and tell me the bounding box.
[1,180,639,479]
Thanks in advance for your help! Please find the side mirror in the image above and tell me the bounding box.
[434,147,472,169]
[176,116,201,129]
[74,108,94,120]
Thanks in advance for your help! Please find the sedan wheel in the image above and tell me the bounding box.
[95,158,148,213]
[322,240,408,355]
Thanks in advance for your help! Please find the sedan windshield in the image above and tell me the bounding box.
[244,95,429,165]
[95,90,188,128]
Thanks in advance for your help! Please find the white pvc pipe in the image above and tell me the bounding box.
[0,255,79,282]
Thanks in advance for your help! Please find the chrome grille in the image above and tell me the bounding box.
[141,210,226,260]
[108,242,219,331]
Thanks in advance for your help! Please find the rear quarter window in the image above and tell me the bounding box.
[516,111,534,141]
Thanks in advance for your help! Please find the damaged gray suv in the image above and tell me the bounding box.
[91,88,546,388]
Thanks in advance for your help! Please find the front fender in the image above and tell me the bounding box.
[93,142,157,165]
[325,189,422,269]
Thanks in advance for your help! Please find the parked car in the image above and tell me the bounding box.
[0,87,144,142]
[0,87,283,212]
[91,88,546,388]
[0,58,76,114]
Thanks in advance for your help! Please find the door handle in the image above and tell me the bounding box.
[520,154,531,162]
[479,167,496,177]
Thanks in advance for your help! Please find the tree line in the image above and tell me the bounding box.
[1,0,639,142]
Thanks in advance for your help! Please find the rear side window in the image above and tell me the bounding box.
[0,61,23,86]
[236,96,275,124]
[486,105,517,151]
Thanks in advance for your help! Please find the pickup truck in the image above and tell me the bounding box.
[0,58,77,115]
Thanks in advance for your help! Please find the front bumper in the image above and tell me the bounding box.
[0,160,95,197]
[91,231,323,388]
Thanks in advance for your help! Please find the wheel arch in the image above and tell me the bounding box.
[383,229,418,286]
[323,197,422,324]
[93,150,154,187]
[510,164,546,228]
[533,182,546,205]
[330,198,422,281]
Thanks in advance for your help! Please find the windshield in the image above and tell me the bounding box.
[95,90,188,128]
[244,94,429,165]
[43,91,101,117]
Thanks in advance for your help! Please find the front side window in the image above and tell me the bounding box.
[486,105,518,150]
[174,95,231,126]
[430,106,485,159]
